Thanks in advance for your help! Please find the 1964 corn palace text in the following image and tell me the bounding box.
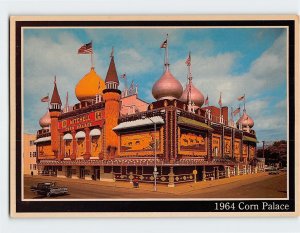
[215,202,290,211]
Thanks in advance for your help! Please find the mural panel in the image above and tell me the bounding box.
[242,144,248,157]
[76,138,86,157]
[212,134,221,157]
[179,128,206,152]
[91,136,102,157]
[64,140,72,157]
[224,137,232,155]
[249,145,255,157]
[119,128,163,156]
[234,139,241,158]
[37,144,55,159]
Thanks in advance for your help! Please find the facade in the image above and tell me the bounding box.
[23,133,38,175]
[35,43,264,187]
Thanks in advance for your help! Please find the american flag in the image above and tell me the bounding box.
[78,42,93,54]
[204,95,209,106]
[160,39,167,48]
[233,106,241,116]
[185,52,191,66]
[41,95,49,102]
[218,92,222,107]
[238,94,245,101]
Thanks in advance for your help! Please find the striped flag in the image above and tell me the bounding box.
[160,39,167,48]
[218,92,222,107]
[233,106,241,116]
[120,73,126,79]
[205,95,209,106]
[78,41,93,54]
[41,95,49,102]
[185,52,191,66]
[238,94,245,101]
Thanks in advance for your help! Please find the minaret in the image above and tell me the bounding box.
[103,48,121,158]
[49,76,62,156]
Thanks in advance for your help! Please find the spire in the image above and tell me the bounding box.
[50,76,62,105]
[105,48,119,89]
[64,91,69,112]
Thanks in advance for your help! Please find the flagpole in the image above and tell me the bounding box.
[243,93,246,111]
[166,34,169,71]
[47,92,49,109]
[91,40,94,68]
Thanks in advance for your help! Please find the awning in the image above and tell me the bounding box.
[178,116,213,131]
[63,133,72,140]
[113,116,164,131]
[75,131,86,139]
[34,136,51,144]
[90,128,101,136]
[243,136,259,143]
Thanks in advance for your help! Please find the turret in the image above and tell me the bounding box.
[49,77,62,156]
[103,49,121,158]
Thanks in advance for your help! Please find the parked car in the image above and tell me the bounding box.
[31,182,68,197]
[268,169,280,175]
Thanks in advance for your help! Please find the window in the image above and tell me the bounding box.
[29,152,32,157]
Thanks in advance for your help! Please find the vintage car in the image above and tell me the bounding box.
[268,168,280,175]
[30,182,68,197]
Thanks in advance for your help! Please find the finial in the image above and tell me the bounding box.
[54,75,56,84]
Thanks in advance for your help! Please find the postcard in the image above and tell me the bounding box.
[10,15,299,217]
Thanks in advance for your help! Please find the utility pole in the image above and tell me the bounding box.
[262,140,265,158]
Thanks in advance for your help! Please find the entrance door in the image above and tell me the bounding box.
[66,166,72,178]
[80,166,85,179]
[94,167,100,180]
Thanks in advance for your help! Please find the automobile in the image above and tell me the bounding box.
[268,169,280,175]
[280,167,287,172]
[30,182,68,197]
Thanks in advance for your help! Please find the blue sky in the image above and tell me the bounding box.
[23,27,287,144]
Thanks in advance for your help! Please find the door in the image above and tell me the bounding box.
[80,166,85,179]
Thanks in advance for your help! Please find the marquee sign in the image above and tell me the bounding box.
[58,110,104,132]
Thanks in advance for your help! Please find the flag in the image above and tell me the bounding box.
[160,39,167,48]
[218,92,222,107]
[120,73,126,79]
[205,95,209,106]
[238,94,245,101]
[78,41,93,54]
[185,52,191,66]
[233,107,240,116]
[41,95,49,102]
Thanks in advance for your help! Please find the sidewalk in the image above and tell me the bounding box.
[25,172,273,195]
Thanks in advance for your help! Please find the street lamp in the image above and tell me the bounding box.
[143,116,158,191]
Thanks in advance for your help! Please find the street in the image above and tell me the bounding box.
[24,172,287,199]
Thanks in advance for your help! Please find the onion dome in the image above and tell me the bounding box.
[152,70,183,100]
[75,68,105,102]
[39,110,51,128]
[180,82,205,107]
[237,111,254,128]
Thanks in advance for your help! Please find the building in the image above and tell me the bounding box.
[23,133,38,175]
[34,41,263,187]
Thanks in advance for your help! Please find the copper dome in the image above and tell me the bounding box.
[152,70,183,100]
[39,110,51,128]
[237,111,254,128]
[180,82,205,107]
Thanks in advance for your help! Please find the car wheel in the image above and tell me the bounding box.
[46,192,51,197]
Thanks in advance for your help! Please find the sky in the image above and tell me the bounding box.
[23,27,288,144]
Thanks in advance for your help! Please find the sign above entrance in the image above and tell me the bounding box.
[58,111,104,132]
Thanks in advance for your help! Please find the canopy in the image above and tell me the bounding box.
[75,131,86,139]
[177,116,213,131]
[63,133,72,140]
[34,136,51,144]
[243,136,259,143]
[113,116,164,131]
[90,128,101,136]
